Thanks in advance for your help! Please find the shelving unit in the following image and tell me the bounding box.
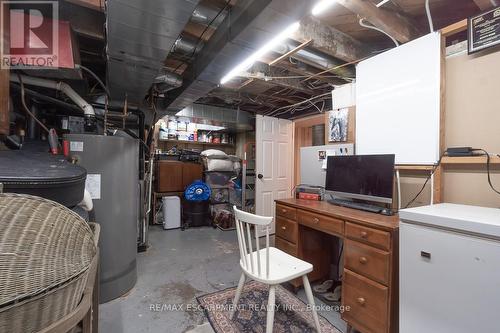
[441,156,500,166]
[158,139,235,148]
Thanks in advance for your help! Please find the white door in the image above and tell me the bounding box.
[255,115,293,236]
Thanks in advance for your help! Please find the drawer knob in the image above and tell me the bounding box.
[281,226,287,230]
[282,209,287,213]
[313,217,320,224]
[357,297,366,305]
[359,256,368,264]
[360,231,368,238]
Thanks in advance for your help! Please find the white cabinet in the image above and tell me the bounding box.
[400,203,500,333]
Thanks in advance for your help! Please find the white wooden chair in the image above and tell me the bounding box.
[231,206,321,333]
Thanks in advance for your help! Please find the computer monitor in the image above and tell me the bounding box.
[325,154,395,204]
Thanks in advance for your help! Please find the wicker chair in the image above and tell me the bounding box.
[0,193,100,333]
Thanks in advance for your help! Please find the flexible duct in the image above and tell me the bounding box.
[173,35,203,55]
[10,75,95,117]
[191,3,228,27]
[172,3,228,56]
[154,72,183,93]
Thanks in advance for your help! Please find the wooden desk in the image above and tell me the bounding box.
[275,198,399,333]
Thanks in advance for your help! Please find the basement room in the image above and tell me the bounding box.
[1,0,499,333]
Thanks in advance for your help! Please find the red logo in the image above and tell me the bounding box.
[1,1,59,68]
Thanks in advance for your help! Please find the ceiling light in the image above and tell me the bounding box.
[312,0,337,16]
[220,21,300,84]
[376,0,391,7]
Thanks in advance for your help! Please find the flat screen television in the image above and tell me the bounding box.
[325,154,395,204]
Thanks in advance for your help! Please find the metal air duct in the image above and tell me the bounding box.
[154,71,183,93]
[191,3,228,27]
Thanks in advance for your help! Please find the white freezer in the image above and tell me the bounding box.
[399,203,500,333]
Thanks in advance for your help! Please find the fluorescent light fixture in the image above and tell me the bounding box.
[220,21,300,84]
[376,0,391,7]
[312,0,337,16]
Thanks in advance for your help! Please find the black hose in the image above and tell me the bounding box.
[77,64,111,97]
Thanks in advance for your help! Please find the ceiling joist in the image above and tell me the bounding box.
[336,0,421,43]
[293,16,369,62]
[472,0,497,10]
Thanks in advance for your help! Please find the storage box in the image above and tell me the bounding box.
[210,188,229,203]
[204,171,233,187]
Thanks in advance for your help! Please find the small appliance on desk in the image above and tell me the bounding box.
[325,154,395,215]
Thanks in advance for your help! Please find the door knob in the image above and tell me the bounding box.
[257,173,263,179]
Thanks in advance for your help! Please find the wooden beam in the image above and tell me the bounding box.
[441,19,467,37]
[472,0,497,10]
[336,0,421,43]
[268,39,313,66]
[293,16,369,62]
[259,55,347,85]
[63,0,103,11]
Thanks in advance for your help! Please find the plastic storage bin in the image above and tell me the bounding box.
[162,196,181,230]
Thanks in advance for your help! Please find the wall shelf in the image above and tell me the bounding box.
[159,139,235,147]
[441,156,500,166]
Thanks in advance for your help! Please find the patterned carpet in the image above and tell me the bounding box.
[197,280,342,333]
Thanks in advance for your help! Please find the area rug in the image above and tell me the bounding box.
[197,280,342,333]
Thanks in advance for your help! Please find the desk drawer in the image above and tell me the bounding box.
[276,204,296,220]
[345,239,390,286]
[275,237,297,257]
[276,217,298,244]
[342,269,389,333]
[298,210,343,236]
[345,222,391,250]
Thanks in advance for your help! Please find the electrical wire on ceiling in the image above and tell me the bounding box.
[359,18,399,47]
[425,0,434,32]
[265,91,331,116]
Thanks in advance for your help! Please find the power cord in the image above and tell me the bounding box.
[404,152,446,209]
[473,149,500,195]
[404,148,500,209]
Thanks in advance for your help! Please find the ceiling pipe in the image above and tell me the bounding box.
[273,42,355,77]
[10,74,95,117]
[359,18,399,47]
[425,0,434,33]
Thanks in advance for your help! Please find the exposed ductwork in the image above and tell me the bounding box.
[171,3,229,57]
[106,0,201,104]
[168,104,254,131]
[10,75,95,118]
[173,35,203,55]
[163,0,317,113]
[191,3,228,27]
[154,72,183,93]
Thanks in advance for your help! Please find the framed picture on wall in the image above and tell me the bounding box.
[328,108,349,142]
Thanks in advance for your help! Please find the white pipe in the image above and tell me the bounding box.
[396,170,401,211]
[10,75,95,117]
[425,0,434,33]
[430,172,435,205]
[359,18,399,47]
[79,189,94,212]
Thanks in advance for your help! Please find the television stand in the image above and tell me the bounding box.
[327,198,385,214]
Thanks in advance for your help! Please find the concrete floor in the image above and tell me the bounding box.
[100,226,347,333]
